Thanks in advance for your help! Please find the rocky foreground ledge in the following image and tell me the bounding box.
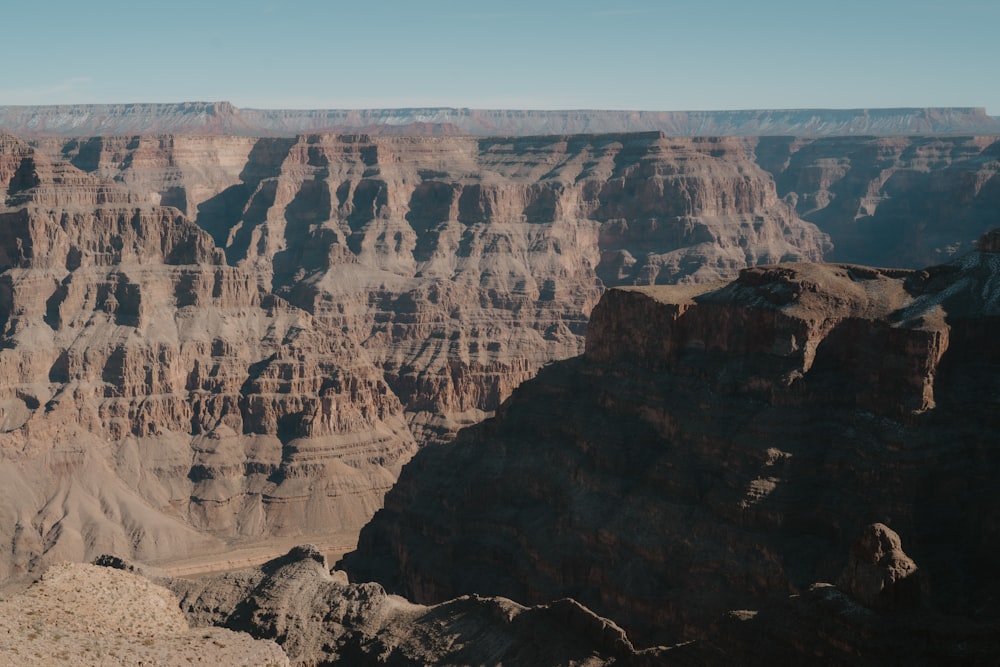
[0,545,673,665]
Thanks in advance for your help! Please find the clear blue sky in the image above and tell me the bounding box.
[3,0,997,113]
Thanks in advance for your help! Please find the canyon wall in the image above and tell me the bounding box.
[2,127,999,584]
[3,102,999,137]
[341,237,1000,660]
[38,131,1000,443]
[0,134,416,577]
[755,135,1000,267]
[36,131,828,444]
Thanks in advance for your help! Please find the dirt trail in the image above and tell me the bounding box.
[151,533,358,579]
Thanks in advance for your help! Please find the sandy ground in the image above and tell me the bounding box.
[150,533,358,579]
[0,563,289,666]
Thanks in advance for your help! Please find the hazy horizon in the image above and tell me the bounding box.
[3,0,998,115]
[1,101,996,114]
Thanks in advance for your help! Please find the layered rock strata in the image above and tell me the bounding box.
[341,234,1000,656]
[36,131,829,443]
[755,134,1000,267]
[0,134,416,577]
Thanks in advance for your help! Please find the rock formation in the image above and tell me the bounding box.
[16,131,998,448]
[29,131,828,444]
[836,523,920,611]
[340,231,1000,657]
[2,124,999,589]
[3,102,999,137]
[0,133,416,578]
[141,544,674,666]
[755,134,1000,267]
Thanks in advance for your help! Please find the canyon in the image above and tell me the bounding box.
[0,112,998,662]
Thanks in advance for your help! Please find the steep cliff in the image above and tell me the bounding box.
[5,126,1000,587]
[755,135,1000,267]
[0,134,416,577]
[340,234,1000,659]
[35,132,828,444]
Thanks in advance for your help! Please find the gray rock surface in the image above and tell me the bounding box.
[152,545,673,666]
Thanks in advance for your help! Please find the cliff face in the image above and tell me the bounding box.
[36,132,827,444]
[0,135,416,577]
[4,127,1000,588]
[27,133,1000,446]
[755,135,1000,267]
[340,237,1000,657]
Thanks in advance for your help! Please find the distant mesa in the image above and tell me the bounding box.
[1,102,999,137]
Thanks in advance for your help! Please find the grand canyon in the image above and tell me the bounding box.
[0,104,998,664]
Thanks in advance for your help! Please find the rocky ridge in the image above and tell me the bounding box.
[3,102,1000,137]
[755,134,1000,267]
[141,544,675,666]
[341,231,1000,661]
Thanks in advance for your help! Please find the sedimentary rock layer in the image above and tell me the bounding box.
[0,134,416,577]
[32,131,829,443]
[23,132,999,445]
[341,235,1000,657]
[3,102,999,137]
[3,127,999,580]
[755,135,1000,267]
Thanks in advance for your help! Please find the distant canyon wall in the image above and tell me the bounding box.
[2,102,999,137]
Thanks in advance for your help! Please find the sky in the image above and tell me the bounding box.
[2,0,997,114]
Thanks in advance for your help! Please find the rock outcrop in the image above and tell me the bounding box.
[3,103,999,137]
[148,544,673,666]
[340,232,1000,656]
[837,523,920,611]
[0,134,416,578]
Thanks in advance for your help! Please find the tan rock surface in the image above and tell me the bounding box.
[0,134,416,578]
[39,131,829,444]
[0,562,288,666]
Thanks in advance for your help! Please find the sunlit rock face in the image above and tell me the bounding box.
[40,132,828,444]
[0,134,416,577]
